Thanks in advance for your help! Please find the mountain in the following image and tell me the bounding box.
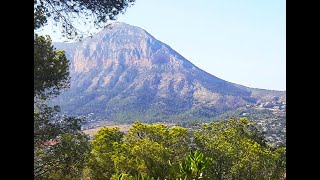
[52,22,285,123]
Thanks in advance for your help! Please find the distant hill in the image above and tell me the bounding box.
[52,22,286,122]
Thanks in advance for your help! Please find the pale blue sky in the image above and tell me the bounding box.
[39,0,286,91]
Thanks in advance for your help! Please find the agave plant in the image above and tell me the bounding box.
[178,150,209,180]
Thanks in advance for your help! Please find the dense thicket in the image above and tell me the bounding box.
[84,118,285,180]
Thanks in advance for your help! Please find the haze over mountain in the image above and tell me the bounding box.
[52,22,285,122]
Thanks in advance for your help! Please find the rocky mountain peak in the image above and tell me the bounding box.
[71,22,193,74]
[52,22,285,122]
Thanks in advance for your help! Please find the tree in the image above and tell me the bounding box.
[114,122,190,179]
[88,122,191,179]
[34,0,136,40]
[42,133,91,180]
[85,120,285,179]
[34,104,89,179]
[33,34,79,179]
[34,35,69,100]
[194,118,286,180]
[34,0,136,178]
[88,127,124,180]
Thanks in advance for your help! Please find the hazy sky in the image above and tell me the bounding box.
[40,0,286,91]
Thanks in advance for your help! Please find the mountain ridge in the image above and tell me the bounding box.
[52,22,285,122]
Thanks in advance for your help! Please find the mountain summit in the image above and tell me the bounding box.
[52,22,285,122]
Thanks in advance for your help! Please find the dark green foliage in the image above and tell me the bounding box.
[34,35,70,100]
[34,104,61,147]
[34,102,90,179]
[34,103,86,149]
[45,133,91,180]
[34,133,90,179]
[34,0,136,178]
[34,0,48,29]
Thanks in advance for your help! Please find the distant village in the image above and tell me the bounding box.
[243,100,286,146]
[255,100,286,116]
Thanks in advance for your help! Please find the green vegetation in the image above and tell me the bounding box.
[34,33,89,178]
[33,33,89,179]
[34,0,136,179]
[34,35,70,100]
[82,118,285,180]
[193,118,285,180]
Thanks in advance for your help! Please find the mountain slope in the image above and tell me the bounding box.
[52,22,285,122]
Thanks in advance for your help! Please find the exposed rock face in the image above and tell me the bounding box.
[52,22,285,122]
